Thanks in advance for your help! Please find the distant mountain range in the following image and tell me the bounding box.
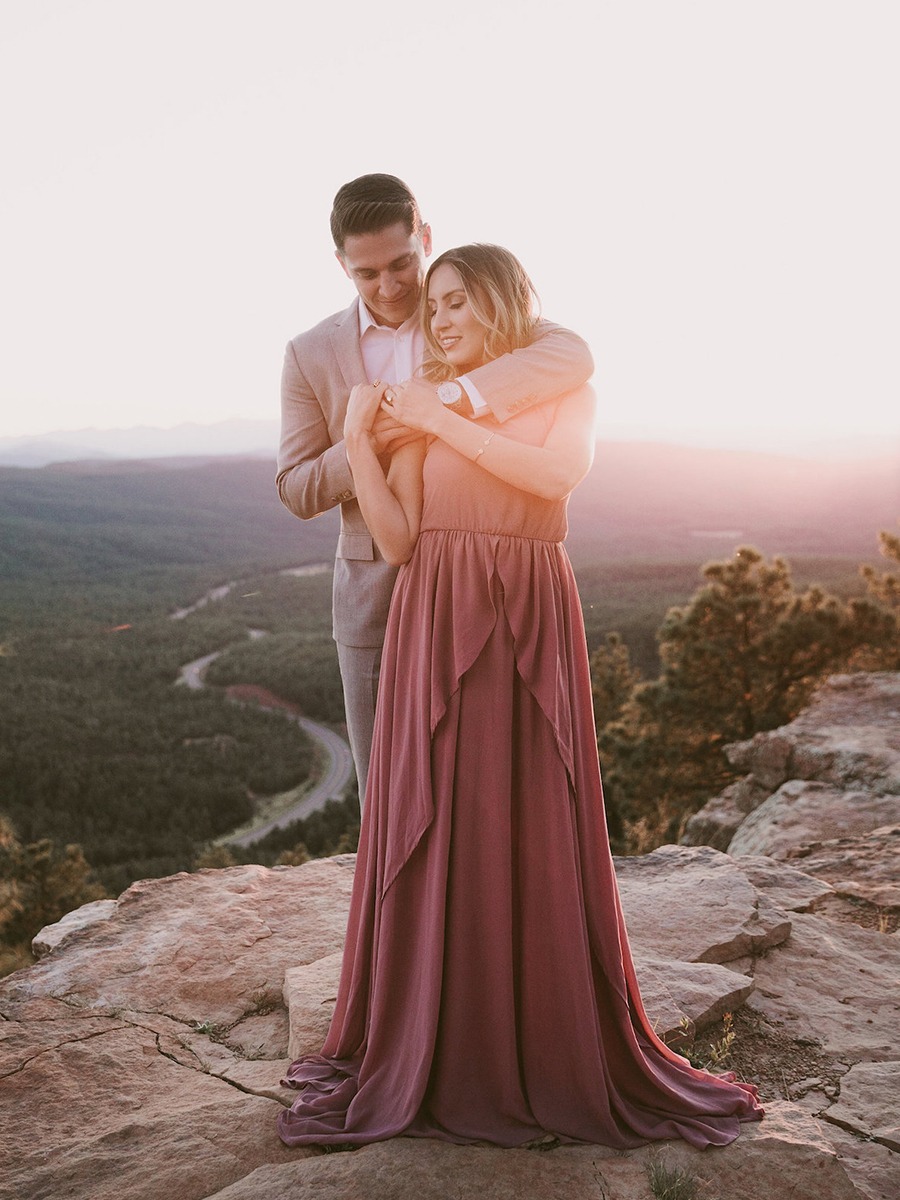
[2,418,899,472]
[2,439,897,576]
[565,440,900,562]
[0,419,280,467]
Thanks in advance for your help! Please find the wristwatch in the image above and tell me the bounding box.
[438,381,471,415]
[437,381,464,407]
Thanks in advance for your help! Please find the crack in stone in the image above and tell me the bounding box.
[209,1067,288,1106]
[820,1110,900,1154]
[2,993,195,1030]
[0,1021,128,1079]
[150,1032,285,1106]
[153,1031,205,1073]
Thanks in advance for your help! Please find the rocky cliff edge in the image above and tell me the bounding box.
[2,675,899,1200]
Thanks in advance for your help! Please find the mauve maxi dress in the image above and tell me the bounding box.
[278,398,763,1148]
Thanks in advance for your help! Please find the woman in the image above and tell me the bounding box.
[277,245,762,1149]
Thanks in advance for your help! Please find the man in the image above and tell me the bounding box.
[277,174,593,801]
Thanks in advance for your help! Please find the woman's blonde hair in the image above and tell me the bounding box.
[420,244,539,381]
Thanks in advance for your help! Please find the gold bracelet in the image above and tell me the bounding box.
[474,432,495,462]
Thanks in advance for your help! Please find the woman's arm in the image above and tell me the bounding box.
[344,384,426,566]
[386,381,597,501]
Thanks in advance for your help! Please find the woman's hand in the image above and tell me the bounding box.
[371,410,425,457]
[382,378,448,434]
[344,382,387,442]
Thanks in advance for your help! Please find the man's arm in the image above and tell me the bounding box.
[276,339,356,520]
[461,322,594,423]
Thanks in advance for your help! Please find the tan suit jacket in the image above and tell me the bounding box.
[277,299,593,647]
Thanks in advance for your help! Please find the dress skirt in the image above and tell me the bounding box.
[278,406,762,1147]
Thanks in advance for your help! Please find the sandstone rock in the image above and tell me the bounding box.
[822,1061,900,1152]
[822,1121,900,1200]
[204,1102,860,1200]
[681,774,771,850]
[789,731,900,794]
[284,951,343,1059]
[735,855,834,912]
[205,1139,655,1200]
[728,781,900,859]
[0,1008,300,1200]
[109,1007,295,1105]
[728,674,900,796]
[785,825,900,910]
[748,912,900,1061]
[217,1057,295,1105]
[2,858,355,1028]
[625,1101,862,1200]
[32,897,117,958]
[726,731,795,789]
[5,676,898,1200]
[806,673,900,721]
[687,673,900,857]
[225,1006,291,1059]
[634,956,754,1042]
[615,844,792,964]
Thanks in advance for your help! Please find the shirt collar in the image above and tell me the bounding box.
[357,296,418,337]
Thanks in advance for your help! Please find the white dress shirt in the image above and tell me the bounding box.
[357,298,488,412]
[358,299,422,386]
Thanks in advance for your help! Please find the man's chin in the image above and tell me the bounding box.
[373,302,417,327]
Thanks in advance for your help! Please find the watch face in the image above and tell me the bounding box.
[438,382,463,406]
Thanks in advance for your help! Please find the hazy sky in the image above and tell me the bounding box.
[1,0,897,456]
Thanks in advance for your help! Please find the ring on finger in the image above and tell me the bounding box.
[384,387,396,405]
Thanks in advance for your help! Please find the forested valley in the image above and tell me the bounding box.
[1,450,898,976]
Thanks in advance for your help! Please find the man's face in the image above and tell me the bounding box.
[337,221,432,329]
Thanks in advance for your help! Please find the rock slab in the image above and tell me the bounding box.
[728,781,900,859]
[785,824,900,910]
[615,843,792,963]
[685,672,900,860]
[3,740,898,1200]
[823,1061,900,1153]
[203,1104,860,1200]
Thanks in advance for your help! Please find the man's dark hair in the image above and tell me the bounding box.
[330,174,423,253]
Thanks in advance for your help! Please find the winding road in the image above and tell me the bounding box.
[173,584,354,846]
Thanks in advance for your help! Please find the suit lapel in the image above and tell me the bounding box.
[331,300,368,392]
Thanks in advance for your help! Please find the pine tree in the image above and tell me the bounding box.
[0,816,22,937]
[860,519,900,667]
[598,546,898,852]
[590,632,641,732]
[0,824,107,952]
[194,845,238,869]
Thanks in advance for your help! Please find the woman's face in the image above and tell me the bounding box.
[426,263,487,373]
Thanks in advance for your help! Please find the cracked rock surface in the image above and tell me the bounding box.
[3,676,900,1198]
[822,1061,900,1154]
[684,672,900,855]
[676,672,900,1199]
